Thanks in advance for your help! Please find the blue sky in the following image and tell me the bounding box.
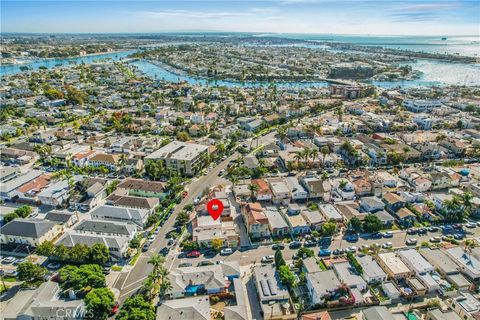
[1,1,479,35]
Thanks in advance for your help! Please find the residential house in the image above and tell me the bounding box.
[241,203,270,239]
[253,264,294,319]
[301,209,326,231]
[357,255,387,284]
[376,252,414,280]
[0,218,63,246]
[251,179,272,202]
[90,205,150,229]
[37,180,71,207]
[285,176,308,201]
[360,196,385,213]
[145,141,210,176]
[319,204,344,223]
[447,292,480,320]
[361,306,396,320]
[301,176,332,202]
[268,179,291,205]
[263,206,289,237]
[71,150,97,167]
[332,261,367,291]
[2,281,85,320]
[397,249,434,275]
[192,215,239,248]
[382,192,405,214]
[155,296,211,320]
[168,262,240,298]
[89,153,120,171]
[446,246,480,282]
[0,170,43,200]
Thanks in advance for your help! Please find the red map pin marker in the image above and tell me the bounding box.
[207,199,224,221]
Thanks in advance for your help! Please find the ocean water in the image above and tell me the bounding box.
[264,34,480,57]
[1,34,479,87]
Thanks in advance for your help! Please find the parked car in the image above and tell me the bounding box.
[332,248,345,255]
[345,246,357,253]
[47,262,62,270]
[178,263,192,268]
[406,228,417,235]
[381,231,393,238]
[147,235,156,242]
[186,250,201,258]
[142,242,150,252]
[318,237,332,246]
[406,238,418,246]
[304,240,316,247]
[289,241,302,249]
[382,242,393,249]
[2,257,15,264]
[261,255,274,263]
[197,261,214,266]
[344,234,359,242]
[465,222,477,228]
[220,248,233,255]
[430,236,441,243]
[370,232,382,239]
[102,266,111,275]
[159,247,170,256]
[417,228,428,235]
[318,249,331,257]
[454,233,465,240]
[271,243,285,250]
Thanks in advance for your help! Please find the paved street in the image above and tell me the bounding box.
[114,151,240,302]
[167,226,480,269]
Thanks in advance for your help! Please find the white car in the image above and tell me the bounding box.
[2,256,15,264]
[382,242,393,249]
[406,238,417,246]
[47,262,62,270]
[220,248,233,255]
[148,235,156,242]
[261,255,274,263]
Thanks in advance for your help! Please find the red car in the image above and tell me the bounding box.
[110,302,119,315]
[182,191,188,198]
[186,250,201,258]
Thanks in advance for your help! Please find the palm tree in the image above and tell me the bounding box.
[148,253,165,275]
[248,184,259,201]
[320,146,330,167]
[462,192,474,216]
[230,176,239,187]
[310,149,319,167]
[294,153,302,168]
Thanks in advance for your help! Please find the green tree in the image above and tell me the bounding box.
[85,287,115,320]
[176,131,191,142]
[274,249,286,268]
[362,214,383,233]
[89,243,110,265]
[321,221,337,236]
[116,295,155,320]
[278,265,296,288]
[176,211,190,226]
[348,217,362,233]
[211,238,224,252]
[297,247,314,258]
[17,262,47,285]
[36,241,56,256]
[59,264,106,291]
